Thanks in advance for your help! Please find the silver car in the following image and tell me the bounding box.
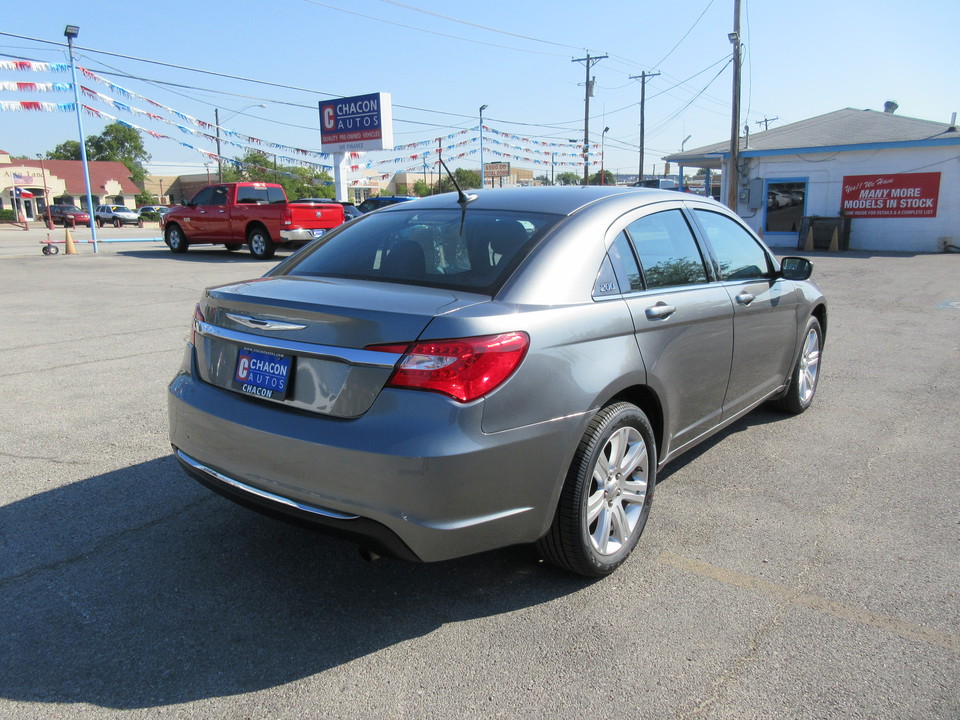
[168,186,826,577]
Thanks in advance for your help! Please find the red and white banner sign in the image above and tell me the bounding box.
[841,172,940,218]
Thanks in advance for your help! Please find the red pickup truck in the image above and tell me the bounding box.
[162,182,345,259]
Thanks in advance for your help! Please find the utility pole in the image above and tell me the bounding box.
[755,116,779,131]
[726,0,742,211]
[630,71,660,184]
[572,54,607,185]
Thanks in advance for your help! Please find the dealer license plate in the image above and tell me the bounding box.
[233,347,292,400]
[311,228,325,238]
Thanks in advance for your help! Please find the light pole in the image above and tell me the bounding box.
[600,127,609,185]
[36,154,52,228]
[64,24,98,251]
[215,103,266,182]
[479,104,488,189]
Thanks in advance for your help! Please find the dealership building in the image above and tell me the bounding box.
[666,107,960,252]
[0,151,140,220]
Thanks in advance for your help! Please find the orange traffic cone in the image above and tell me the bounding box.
[64,226,78,255]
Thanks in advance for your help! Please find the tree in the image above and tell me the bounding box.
[223,151,334,200]
[46,140,82,160]
[588,170,616,186]
[534,174,553,186]
[555,172,582,186]
[435,168,481,194]
[45,122,151,186]
[412,179,431,197]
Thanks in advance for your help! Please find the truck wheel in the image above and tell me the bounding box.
[248,226,276,260]
[165,224,189,254]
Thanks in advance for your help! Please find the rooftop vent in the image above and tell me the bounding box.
[883,100,899,114]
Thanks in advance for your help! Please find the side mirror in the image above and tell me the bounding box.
[779,256,813,281]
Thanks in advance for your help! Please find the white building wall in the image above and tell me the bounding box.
[738,145,960,252]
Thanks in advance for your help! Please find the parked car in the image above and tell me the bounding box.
[45,204,91,228]
[169,186,826,577]
[95,205,142,228]
[356,195,416,213]
[163,183,345,259]
[136,205,167,216]
[295,198,362,222]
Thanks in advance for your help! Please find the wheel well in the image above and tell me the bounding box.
[607,385,664,461]
[246,222,269,239]
[812,303,827,342]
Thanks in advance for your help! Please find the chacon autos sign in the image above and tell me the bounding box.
[840,172,940,218]
[319,92,394,154]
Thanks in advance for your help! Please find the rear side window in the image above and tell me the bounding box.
[280,209,561,294]
[694,210,772,280]
[625,210,708,289]
[237,186,268,204]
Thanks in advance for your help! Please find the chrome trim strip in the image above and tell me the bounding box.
[176,449,359,521]
[225,312,307,331]
[195,320,401,368]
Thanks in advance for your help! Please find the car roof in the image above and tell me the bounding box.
[376,186,720,217]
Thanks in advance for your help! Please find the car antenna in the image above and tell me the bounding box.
[438,157,477,233]
[438,157,477,207]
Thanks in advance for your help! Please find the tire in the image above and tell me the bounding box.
[773,316,822,414]
[96,218,104,228]
[537,402,657,577]
[224,243,243,252]
[247,226,275,260]
[164,224,189,254]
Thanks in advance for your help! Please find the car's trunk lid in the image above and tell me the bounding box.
[193,275,485,417]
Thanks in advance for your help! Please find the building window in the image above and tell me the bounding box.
[765,180,806,233]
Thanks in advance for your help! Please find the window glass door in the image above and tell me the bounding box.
[765,180,806,234]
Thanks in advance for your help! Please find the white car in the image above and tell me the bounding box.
[95,205,142,228]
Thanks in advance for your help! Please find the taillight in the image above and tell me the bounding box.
[190,304,205,346]
[281,206,292,226]
[368,332,529,403]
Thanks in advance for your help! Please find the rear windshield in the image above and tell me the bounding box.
[278,208,561,294]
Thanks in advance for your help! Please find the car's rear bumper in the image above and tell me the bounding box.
[167,350,586,562]
[279,228,327,243]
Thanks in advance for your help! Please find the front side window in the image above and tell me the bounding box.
[191,188,214,206]
[694,210,771,281]
[625,209,708,289]
[280,209,561,294]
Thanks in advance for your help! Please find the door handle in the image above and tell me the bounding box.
[218,209,226,214]
[198,210,207,214]
[645,302,676,320]
[735,292,755,305]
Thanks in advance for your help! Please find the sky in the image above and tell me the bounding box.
[1,0,958,184]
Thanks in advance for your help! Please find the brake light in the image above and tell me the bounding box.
[190,304,205,346]
[281,206,292,226]
[368,332,529,403]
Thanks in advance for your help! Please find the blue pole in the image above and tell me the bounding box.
[65,29,99,252]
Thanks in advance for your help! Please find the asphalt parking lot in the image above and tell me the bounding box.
[1,226,958,719]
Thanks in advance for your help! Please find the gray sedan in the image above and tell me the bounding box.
[168,186,826,577]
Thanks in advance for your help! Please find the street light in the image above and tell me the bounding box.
[600,126,609,185]
[64,24,98,251]
[215,103,266,182]
[479,104,488,188]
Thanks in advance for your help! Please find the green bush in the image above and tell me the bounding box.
[140,211,160,222]
[0,209,17,222]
